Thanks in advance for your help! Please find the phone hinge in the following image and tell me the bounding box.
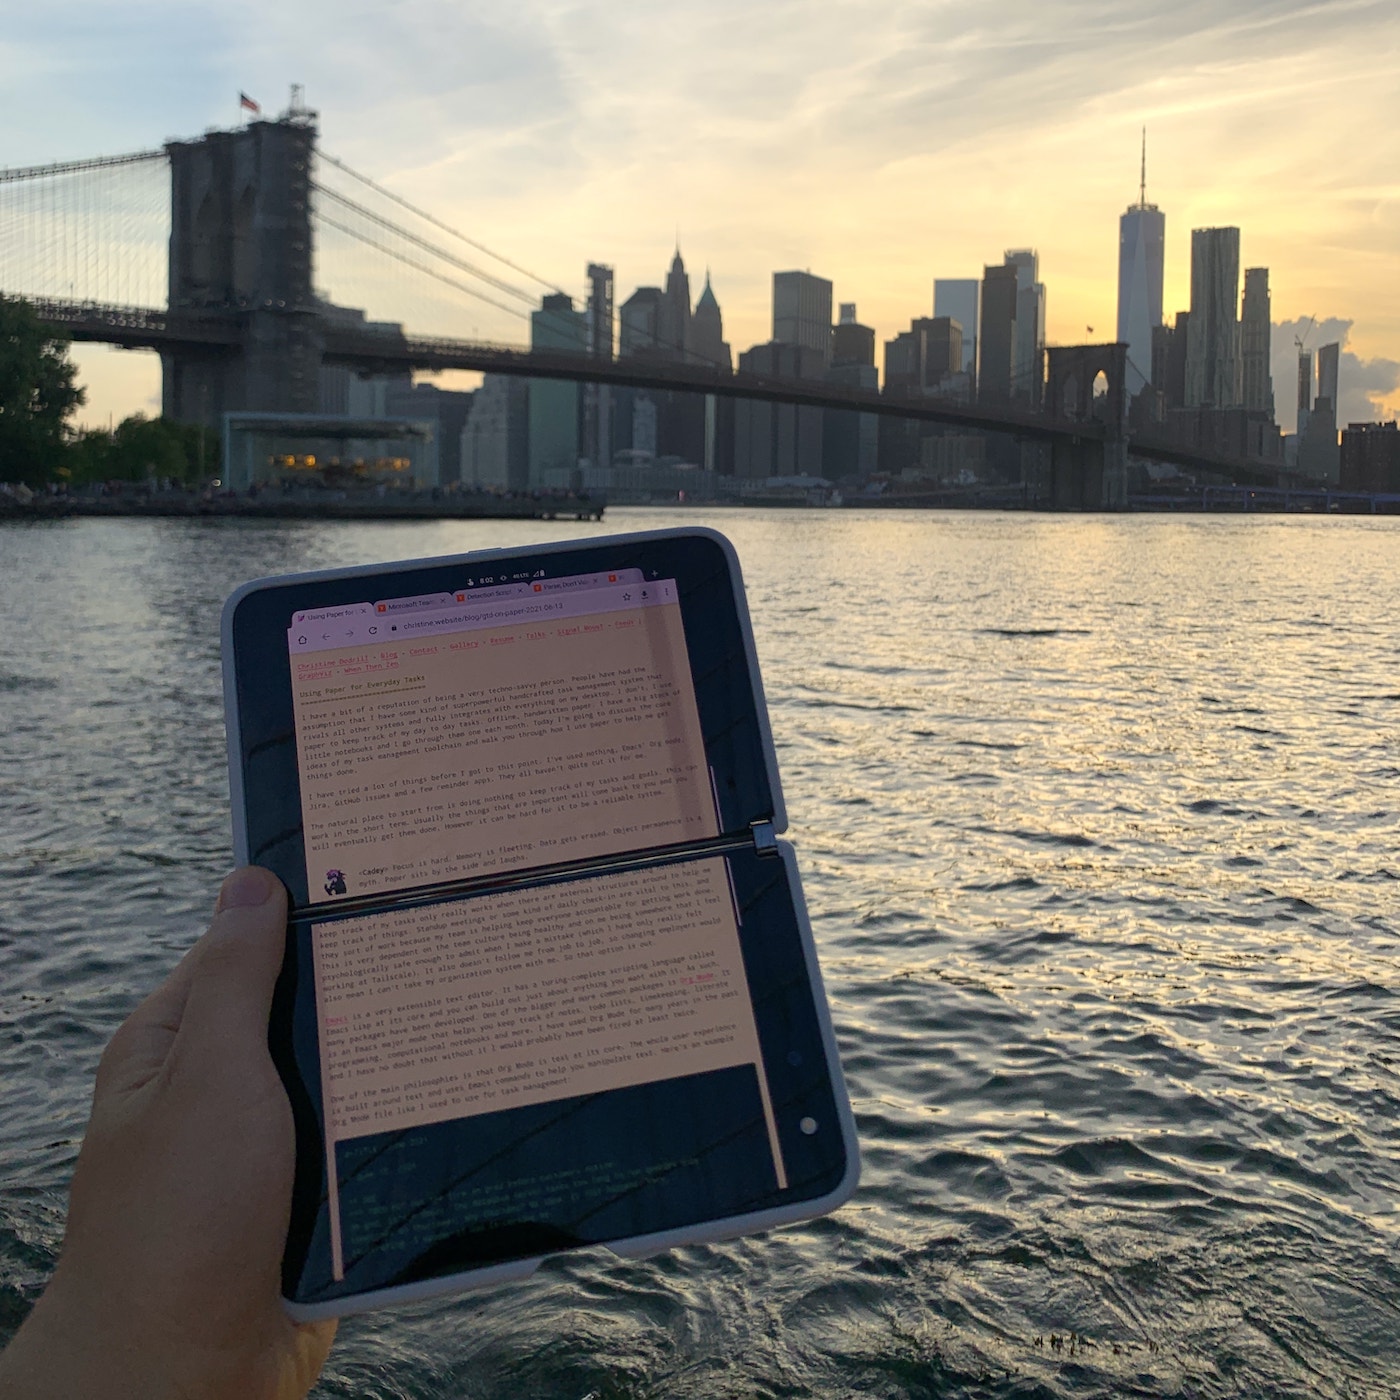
[750,820,778,857]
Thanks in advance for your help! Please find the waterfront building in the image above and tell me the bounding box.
[1185,226,1241,408]
[1296,350,1313,438]
[1340,421,1400,492]
[934,279,979,376]
[311,301,475,485]
[1005,249,1045,406]
[832,303,876,369]
[1151,313,1189,412]
[773,271,834,364]
[1162,405,1282,463]
[884,317,963,397]
[632,395,658,458]
[978,263,1018,402]
[734,341,825,478]
[1116,139,1165,398]
[317,303,411,418]
[824,361,879,479]
[1299,341,1342,481]
[884,330,919,395]
[460,374,528,490]
[923,317,963,392]
[1239,268,1274,420]
[826,302,878,476]
[384,381,475,486]
[528,292,586,487]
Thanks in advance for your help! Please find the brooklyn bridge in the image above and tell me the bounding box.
[1,103,1294,507]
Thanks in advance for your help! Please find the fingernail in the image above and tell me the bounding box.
[218,866,278,911]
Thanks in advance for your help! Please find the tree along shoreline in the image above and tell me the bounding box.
[2,294,221,489]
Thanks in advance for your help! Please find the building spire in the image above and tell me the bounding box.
[1139,126,1147,208]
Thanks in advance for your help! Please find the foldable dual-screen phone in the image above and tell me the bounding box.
[221,527,859,1320]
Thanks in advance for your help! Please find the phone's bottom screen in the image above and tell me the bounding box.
[277,853,849,1307]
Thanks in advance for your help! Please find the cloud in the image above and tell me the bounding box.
[1272,318,1400,432]
[5,0,1397,417]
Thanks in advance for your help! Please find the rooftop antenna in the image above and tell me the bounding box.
[1139,126,1147,207]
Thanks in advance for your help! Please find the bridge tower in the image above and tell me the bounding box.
[162,114,321,427]
[1044,343,1130,508]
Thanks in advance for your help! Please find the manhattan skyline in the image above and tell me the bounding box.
[5,0,1397,429]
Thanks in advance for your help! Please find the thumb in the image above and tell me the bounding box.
[173,866,289,1080]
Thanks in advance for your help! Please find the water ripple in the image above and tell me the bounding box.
[3,510,1400,1396]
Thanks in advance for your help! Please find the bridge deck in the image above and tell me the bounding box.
[25,297,1293,486]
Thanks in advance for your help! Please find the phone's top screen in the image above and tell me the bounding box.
[226,530,780,907]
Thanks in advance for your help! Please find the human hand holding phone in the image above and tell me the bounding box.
[0,867,336,1400]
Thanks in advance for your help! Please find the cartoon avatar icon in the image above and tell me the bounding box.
[324,869,348,897]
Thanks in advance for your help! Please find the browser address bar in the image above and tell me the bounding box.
[287,581,677,654]
[396,598,569,632]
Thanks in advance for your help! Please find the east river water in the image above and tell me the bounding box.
[2,508,1398,1398]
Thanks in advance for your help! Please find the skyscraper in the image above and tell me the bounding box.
[1316,341,1340,412]
[1239,267,1274,419]
[528,292,586,486]
[827,303,878,477]
[1296,349,1313,437]
[1300,341,1342,481]
[1004,249,1045,406]
[460,374,528,490]
[1153,311,1190,411]
[585,264,614,360]
[1116,134,1165,397]
[657,250,692,360]
[884,317,962,396]
[1185,227,1241,408]
[689,271,731,370]
[689,272,733,475]
[978,263,1018,402]
[734,341,826,479]
[584,263,614,471]
[934,279,979,376]
[773,271,834,363]
[832,302,875,368]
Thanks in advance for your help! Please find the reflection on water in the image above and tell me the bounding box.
[2,509,1399,1398]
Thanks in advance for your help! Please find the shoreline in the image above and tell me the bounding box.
[0,492,606,523]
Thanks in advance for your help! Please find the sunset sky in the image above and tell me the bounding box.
[6,0,1398,430]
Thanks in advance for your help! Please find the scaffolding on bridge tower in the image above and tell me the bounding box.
[163,109,322,423]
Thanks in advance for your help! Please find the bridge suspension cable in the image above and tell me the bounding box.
[316,149,562,295]
[311,209,533,324]
[0,148,169,310]
[311,183,539,309]
[0,149,166,184]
